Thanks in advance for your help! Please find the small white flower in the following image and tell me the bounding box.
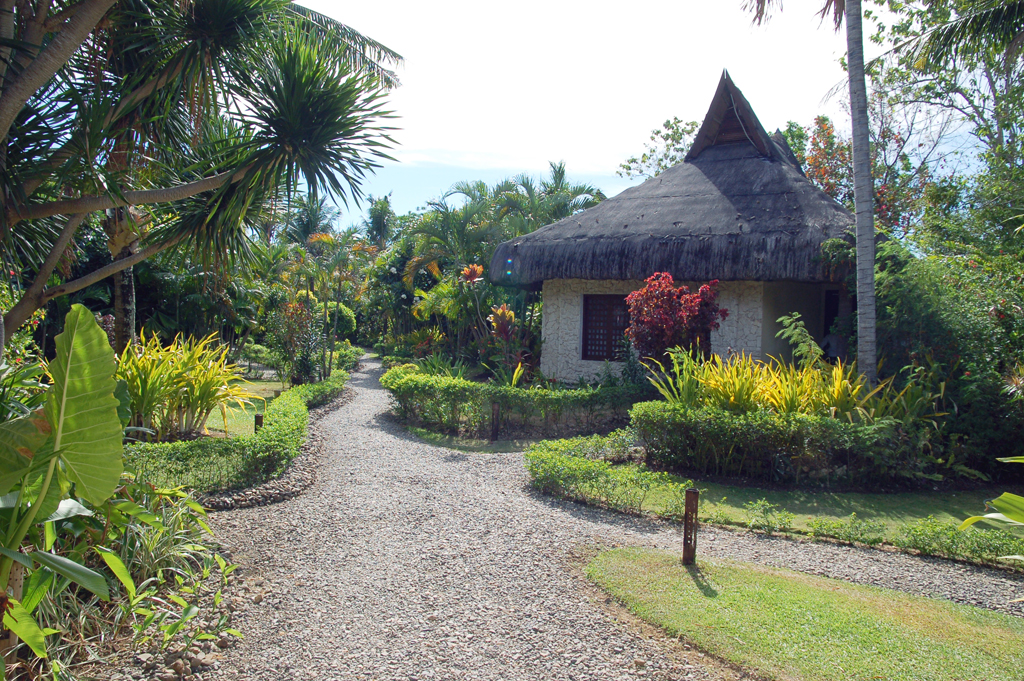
[389,266,397,274]
[401,294,407,299]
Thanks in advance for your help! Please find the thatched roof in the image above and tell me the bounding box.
[490,71,853,288]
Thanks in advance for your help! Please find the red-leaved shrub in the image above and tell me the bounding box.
[625,273,728,361]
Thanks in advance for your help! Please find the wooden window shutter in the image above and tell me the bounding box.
[582,295,629,361]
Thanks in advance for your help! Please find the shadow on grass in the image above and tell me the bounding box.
[686,564,718,598]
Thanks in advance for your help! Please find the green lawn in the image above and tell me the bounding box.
[644,477,998,533]
[203,379,283,437]
[587,548,1024,681]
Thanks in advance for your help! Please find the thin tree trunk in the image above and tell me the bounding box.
[845,0,877,384]
[113,259,136,352]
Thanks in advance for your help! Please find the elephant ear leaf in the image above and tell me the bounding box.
[0,411,50,495]
[45,304,123,505]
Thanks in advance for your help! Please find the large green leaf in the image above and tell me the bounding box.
[2,599,49,657]
[31,550,109,601]
[989,492,1024,525]
[0,412,50,495]
[45,305,123,505]
[97,547,136,601]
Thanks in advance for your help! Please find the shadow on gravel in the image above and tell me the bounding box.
[524,486,682,537]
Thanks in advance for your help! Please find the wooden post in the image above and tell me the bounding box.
[682,488,699,565]
[490,402,500,442]
[254,413,264,433]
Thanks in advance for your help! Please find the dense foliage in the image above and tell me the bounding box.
[128,369,350,494]
[380,363,651,439]
[625,274,727,361]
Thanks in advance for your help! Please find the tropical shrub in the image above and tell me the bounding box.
[318,301,357,340]
[333,340,362,372]
[267,301,324,385]
[380,365,651,438]
[645,347,945,426]
[0,306,235,676]
[875,244,1024,473]
[127,370,349,493]
[744,498,796,535]
[29,483,238,676]
[625,273,728,360]
[892,516,1024,565]
[524,440,688,514]
[117,332,256,441]
[807,513,887,545]
[629,400,947,485]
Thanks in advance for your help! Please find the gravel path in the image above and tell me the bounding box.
[209,359,1024,681]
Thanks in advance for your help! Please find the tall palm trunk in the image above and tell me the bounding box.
[845,0,877,384]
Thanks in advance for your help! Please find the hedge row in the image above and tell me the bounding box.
[380,365,652,438]
[127,370,350,494]
[630,400,943,486]
[524,435,692,514]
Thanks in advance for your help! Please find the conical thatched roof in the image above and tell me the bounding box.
[489,71,853,288]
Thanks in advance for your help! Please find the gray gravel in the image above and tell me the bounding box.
[208,359,1024,681]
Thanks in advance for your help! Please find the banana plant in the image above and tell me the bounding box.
[0,305,124,675]
[959,456,1024,563]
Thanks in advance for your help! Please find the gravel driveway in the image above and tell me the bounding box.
[210,359,1024,681]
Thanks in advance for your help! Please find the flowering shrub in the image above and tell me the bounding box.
[625,273,728,361]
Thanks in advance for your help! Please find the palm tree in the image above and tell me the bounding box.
[747,0,877,382]
[911,1,1024,66]
[364,194,397,249]
[0,0,401,356]
[286,195,342,245]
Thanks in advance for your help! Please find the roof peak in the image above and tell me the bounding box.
[685,70,797,170]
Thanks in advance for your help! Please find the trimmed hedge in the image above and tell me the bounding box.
[380,365,652,438]
[525,434,691,514]
[127,370,350,494]
[630,400,933,486]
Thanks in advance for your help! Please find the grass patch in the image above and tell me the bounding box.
[408,426,540,454]
[645,479,995,534]
[587,548,1024,681]
[203,379,283,437]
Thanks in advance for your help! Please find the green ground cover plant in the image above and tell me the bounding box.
[587,548,1024,681]
[127,370,350,494]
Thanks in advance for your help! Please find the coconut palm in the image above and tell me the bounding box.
[911,0,1024,66]
[747,0,877,383]
[286,195,342,245]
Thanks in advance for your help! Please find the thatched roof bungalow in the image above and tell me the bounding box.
[490,71,853,380]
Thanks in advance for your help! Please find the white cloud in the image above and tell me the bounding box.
[306,1,889,212]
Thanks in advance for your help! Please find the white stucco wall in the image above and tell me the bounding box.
[540,279,764,381]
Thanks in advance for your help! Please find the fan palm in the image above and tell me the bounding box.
[746,0,877,383]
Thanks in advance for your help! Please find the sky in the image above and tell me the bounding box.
[303,0,883,222]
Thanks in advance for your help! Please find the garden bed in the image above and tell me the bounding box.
[127,370,352,495]
[524,433,1024,569]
